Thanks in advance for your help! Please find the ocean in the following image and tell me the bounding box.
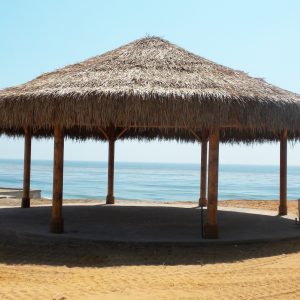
[0,159,299,201]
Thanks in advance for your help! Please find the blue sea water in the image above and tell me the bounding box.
[0,159,299,201]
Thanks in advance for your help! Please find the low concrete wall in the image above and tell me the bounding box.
[0,187,41,199]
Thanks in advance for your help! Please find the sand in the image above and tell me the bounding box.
[0,199,300,299]
[1,198,299,215]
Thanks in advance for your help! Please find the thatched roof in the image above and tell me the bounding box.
[0,36,300,142]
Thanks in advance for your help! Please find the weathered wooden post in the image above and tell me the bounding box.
[298,199,300,223]
[203,128,219,238]
[279,129,288,215]
[49,125,65,233]
[100,126,127,204]
[106,136,116,204]
[21,128,32,208]
[199,137,208,206]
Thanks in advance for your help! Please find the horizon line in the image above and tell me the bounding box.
[0,158,299,167]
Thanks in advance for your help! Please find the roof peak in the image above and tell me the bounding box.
[133,35,170,42]
[120,36,182,50]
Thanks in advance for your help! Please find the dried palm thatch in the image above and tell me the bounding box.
[0,36,299,142]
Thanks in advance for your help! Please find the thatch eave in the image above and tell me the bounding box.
[0,92,300,130]
[1,124,300,145]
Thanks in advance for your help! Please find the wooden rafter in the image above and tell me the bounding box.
[99,127,110,140]
[116,127,129,140]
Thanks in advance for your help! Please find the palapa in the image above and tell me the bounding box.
[0,36,299,142]
[0,37,294,235]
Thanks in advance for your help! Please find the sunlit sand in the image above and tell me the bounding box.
[0,199,299,299]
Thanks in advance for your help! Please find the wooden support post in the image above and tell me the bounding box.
[21,128,32,208]
[204,129,220,239]
[199,138,208,206]
[49,125,65,233]
[106,138,115,204]
[279,129,288,215]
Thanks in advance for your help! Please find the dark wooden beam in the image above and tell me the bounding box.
[21,128,32,208]
[199,138,208,206]
[279,129,288,215]
[106,137,115,204]
[115,127,128,139]
[100,126,127,205]
[204,129,220,238]
[49,125,65,233]
[125,124,243,129]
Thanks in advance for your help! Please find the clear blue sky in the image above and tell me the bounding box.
[0,0,300,164]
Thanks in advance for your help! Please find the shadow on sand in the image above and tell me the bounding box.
[0,205,299,267]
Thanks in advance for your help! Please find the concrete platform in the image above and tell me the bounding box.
[0,204,299,244]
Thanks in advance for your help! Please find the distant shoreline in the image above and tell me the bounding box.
[0,198,298,217]
[2,157,300,167]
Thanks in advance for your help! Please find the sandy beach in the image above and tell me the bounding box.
[0,199,299,300]
[1,1,299,299]
[1,198,299,215]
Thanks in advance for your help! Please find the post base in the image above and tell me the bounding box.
[49,217,64,233]
[278,205,287,216]
[203,223,218,239]
[106,195,115,204]
[198,197,207,207]
[21,197,30,208]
